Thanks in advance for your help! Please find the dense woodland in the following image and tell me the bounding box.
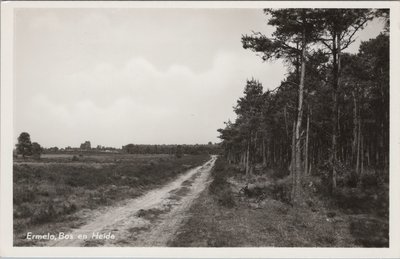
[218,9,389,206]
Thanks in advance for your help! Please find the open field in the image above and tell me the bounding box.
[169,157,389,247]
[15,153,172,164]
[13,153,210,246]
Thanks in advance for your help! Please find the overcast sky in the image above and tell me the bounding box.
[14,8,385,148]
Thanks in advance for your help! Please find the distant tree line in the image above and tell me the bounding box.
[218,9,389,206]
[122,143,221,155]
[42,142,118,153]
[37,142,221,156]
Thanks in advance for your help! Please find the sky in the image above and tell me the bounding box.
[14,8,385,148]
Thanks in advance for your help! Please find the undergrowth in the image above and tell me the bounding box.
[170,156,389,247]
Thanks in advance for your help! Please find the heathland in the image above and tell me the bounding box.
[13,152,210,246]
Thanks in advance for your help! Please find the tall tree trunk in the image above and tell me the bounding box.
[380,120,385,168]
[245,140,250,184]
[352,90,358,163]
[273,140,276,165]
[361,130,364,175]
[366,142,370,167]
[295,42,300,80]
[356,117,361,176]
[284,105,289,139]
[241,148,247,171]
[292,25,306,206]
[305,106,310,175]
[291,121,296,197]
[266,140,270,167]
[262,138,267,167]
[330,32,341,194]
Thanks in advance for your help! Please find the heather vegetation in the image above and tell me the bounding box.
[13,153,209,246]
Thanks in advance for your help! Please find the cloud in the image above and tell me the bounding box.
[17,50,285,147]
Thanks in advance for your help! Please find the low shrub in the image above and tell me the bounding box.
[30,199,78,224]
[271,177,292,204]
[209,158,235,208]
[31,203,56,224]
[242,176,292,204]
[13,185,37,204]
[14,203,33,218]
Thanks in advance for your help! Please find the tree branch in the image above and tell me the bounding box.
[340,19,369,51]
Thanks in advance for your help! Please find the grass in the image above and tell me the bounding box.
[169,157,389,247]
[13,153,210,246]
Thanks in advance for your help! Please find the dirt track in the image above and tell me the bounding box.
[48,155,217,247]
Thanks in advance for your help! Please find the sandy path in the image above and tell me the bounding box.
[48,155,217,247]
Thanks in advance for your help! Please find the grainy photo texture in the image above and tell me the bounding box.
[12,8,389,247]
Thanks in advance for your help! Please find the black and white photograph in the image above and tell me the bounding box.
[1,1,399,257]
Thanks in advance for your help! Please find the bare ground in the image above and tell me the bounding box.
[47,155,217,247]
